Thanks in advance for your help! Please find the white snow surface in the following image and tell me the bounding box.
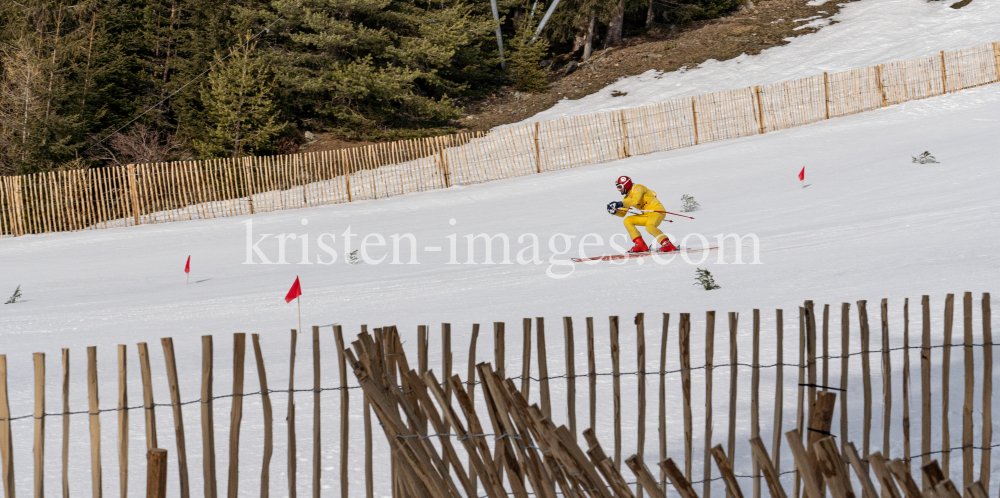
[2,3,1000,497]
[524,0,999,122]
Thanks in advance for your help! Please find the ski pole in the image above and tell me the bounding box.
[615,208,674,221]
[640,209,695,220]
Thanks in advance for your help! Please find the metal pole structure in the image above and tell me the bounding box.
[531,0,563,43]
[490,0,506,69]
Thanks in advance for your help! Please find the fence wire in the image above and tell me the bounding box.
[2,339,996,422]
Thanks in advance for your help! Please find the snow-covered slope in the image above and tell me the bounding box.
[2,2,1000,496]
[2,75,999,498]
[5,85,998,342]
[524,0,1000,122]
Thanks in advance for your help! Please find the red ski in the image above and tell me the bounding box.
[571,246,719,263]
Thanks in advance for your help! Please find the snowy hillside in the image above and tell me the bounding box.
[1,2,1000,497]
[524,0,1000,122]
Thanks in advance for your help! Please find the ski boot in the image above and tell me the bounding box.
[628,236,649,253]
[658,238,678,253]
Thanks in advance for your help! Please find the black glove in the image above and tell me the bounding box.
[607,201,623,214]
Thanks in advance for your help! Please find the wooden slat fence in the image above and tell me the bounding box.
[0,294,995,498]
[2,41,1000,238]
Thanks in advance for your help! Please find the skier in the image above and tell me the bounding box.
[607,175,678,253]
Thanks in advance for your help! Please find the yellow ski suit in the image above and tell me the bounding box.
[615,184,668,242]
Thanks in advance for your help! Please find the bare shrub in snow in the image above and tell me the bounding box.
[912,151,939,164]
[681,194,700,212]
[694,268,720,290]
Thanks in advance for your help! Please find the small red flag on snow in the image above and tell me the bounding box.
[285,276,302,303]
[798,167,805,181]
[185,256,191,274]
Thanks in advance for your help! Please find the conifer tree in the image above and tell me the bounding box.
[269,0,498,138]
[194,37,285,158]
[0,2,88,174]
[506,13,549,92]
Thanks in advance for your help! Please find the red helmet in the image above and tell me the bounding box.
[615,175,633,195]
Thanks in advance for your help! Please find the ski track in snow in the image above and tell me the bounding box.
[2,1,1000,496]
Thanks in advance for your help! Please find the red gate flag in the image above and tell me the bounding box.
[285,276,302,303]
[798,167,805,181]
[185,255,191,274]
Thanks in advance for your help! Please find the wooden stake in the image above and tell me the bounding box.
[923,460,947,493]
[418,325,428,387]
[922,295,932,486]
[886,458,922,498]
[62,349,69,498]
[844,443,879,498]
[751,437,788,498]
[311,327,321,498]
[936,480,963,498]
[805,301,818,451]
[637,313,646,498]
[705,311,716,498]
[752,309,762,498]
[137,343,158,450]
[88,346,103,498]
[755,86,766,134]
[774,309,785,471]
[627,455,668,498]
[823,305,830,393]
[943,293,955,475]
[493,321,504,379]
[161,338,191,498]
[691,98,700,145]
[467,323,480,495]
[227,333,246,498]
[785,430,823,498]
[127,164,140,226]
[660,458,699,498]
[565,316,578,440]
[981,293,992,491]
[534,122,542,173]
[521,319,531,401]
[876,65,889,107]
[116,346,128,498]
[993,42,1000,83]
[941,51,949,94]
[680,313,694,481]
[619,110,631,158]
[824,73,831,120]
[147,449,168,498]
[590,316,598,435]
[252,334,274,498]
[962,292,974,497]
[858,300,873,465]
[812,438,853,498]
[538,317,552,420]
[442,322,453,472]
[881,298,893,464]
[903,299,912,470]
[796,308,805,498]
[727,312,738,482]
[33,353,44,498]
[712,445,746,498]
[968,482,988,498]
[660,313,670,494]
[202,336,218,498]
[612,315,623,471]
